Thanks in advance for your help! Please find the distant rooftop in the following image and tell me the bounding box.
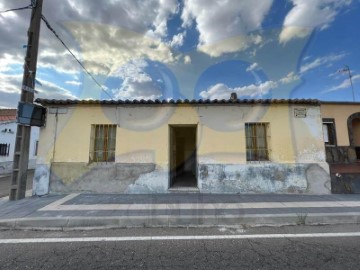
[0,109,16,122]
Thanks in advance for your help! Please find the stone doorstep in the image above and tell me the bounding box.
[1,212,360,230]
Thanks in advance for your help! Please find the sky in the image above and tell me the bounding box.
[0,0,359,108]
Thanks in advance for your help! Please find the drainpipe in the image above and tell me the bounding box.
[49,110,59,192]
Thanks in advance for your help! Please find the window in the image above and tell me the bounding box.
[0,143,10,157]
[90,124,116,162]
[245,123,269,161]
[322,119,337,146]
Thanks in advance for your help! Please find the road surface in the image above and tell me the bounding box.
[0,224,359,269]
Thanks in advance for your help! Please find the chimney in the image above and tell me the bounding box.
[230,92,237,101]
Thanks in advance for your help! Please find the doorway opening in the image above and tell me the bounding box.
[169,125,197,188]
[352,118,360,160]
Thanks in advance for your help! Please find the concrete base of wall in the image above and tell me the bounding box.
[198,163,331,194]
[31,162,331,195]
[0,159,37,175]
[49,162,167,194]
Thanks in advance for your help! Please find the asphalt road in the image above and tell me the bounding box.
[0,170,33,198]
[0,225,359,269]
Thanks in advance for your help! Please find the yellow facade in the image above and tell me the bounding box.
[321,103,360,146]
[38,103,325,166]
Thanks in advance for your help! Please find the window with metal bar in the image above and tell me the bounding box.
[245,123,270,161]
[89,124,116,162]
[0,143,10,157]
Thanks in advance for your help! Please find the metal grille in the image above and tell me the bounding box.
[0,143,10,156]
[90,124,116,162]
[245,123,270,161]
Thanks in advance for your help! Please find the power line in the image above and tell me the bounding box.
[41,14,113,99]
[0,5,32,14]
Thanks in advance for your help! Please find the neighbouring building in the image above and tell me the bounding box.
[0,109,39,174]
[33,98,331,195]
[321,102,360,193]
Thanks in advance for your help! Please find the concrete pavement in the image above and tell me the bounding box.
[1,193,360,230]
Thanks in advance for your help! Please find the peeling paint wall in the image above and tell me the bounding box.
[33,103,330,195]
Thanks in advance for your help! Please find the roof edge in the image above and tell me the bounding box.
[35,98,321,106]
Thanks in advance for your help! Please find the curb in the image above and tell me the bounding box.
[1,213,360,230]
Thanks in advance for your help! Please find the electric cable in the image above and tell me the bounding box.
[0,5,32,13]
[41,14,113,99]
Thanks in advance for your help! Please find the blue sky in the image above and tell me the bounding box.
[0,0,359,107]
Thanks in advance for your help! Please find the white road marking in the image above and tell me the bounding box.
[38,200,360,212]
[39,193,80,211]
[1,232,360,244]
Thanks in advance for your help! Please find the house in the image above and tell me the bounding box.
[320,101,360,193]
[0,109,39,174]
[32,97,331,195]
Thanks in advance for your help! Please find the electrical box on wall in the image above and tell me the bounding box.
[17,102,46,127]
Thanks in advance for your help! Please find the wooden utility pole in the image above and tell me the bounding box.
[9,0,43,200]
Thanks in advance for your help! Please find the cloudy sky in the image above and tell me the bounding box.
[0,0,359,108]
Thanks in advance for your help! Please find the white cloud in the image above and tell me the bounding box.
[111,59,162,100]
[181,0,273,56]
[65,80,82,86]
[199,72,299,99]
[280,0,352,43]
[300,53,347,73]
[184,55,191,64]
[326,74,360,92]
[198,34,263,58]
[169,32,186,48]
[146,0,179,38]
[279,72,300,84]
[0,0,180,107]
[246,62,259,72]
[65,22,175,76]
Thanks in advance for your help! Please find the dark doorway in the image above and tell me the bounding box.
[169,125,197,188]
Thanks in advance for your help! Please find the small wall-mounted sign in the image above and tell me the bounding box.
[22,85,39,94]
[294,108,307,118]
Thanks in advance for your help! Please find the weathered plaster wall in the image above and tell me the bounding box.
[198,163,330,194]
[33,103,329,195]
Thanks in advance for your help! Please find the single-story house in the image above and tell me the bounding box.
[321,101,360,193]
[32,97,330,195]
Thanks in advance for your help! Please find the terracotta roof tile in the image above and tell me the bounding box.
[0,109,16,122]
[35,98,321,106]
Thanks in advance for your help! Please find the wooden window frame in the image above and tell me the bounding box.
[89,124,116,163]
[245,123,270,161]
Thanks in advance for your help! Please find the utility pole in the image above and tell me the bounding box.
[9,0,43,200]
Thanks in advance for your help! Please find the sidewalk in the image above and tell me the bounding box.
[1,193,360,230]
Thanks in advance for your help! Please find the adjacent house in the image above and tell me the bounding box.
[0,109,39,174]
[321,101,360,193]
[33,98,330,195]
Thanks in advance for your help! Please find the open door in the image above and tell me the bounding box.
[169,125,197,188]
